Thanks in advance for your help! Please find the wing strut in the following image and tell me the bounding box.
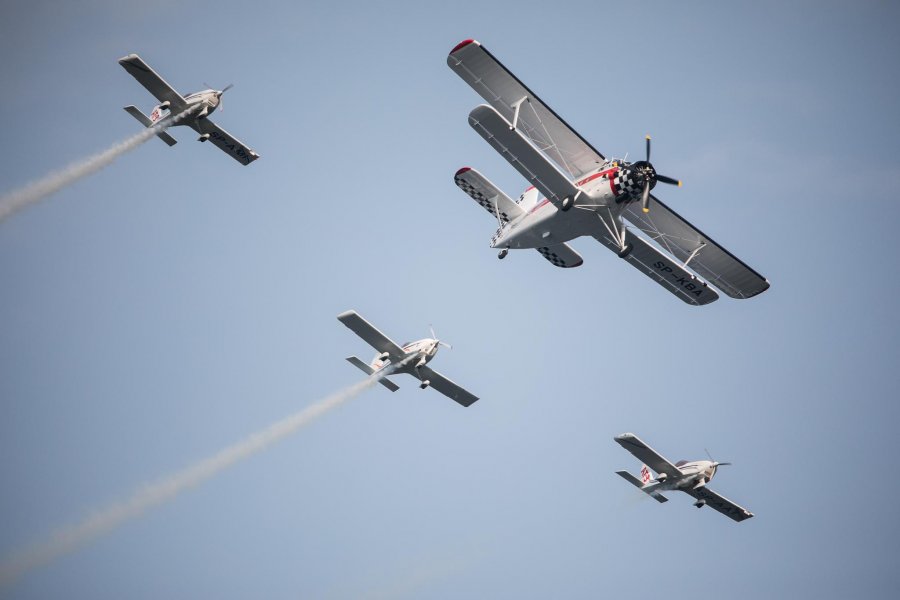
[683,242,706,269]
[510,96,528,130]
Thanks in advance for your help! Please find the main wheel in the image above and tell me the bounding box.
[617,243,633,258]
[498,249,509,259]
[561,196,572,211]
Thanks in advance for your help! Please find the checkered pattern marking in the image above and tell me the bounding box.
[537,247,570,268]
[612,168,644,199]
[455,175,511,224]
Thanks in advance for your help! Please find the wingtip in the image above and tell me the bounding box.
[118,53,139,64]
[450,39,478,54]
[337,310,358,321]
[454,166,472,177]
[615,433,636,441]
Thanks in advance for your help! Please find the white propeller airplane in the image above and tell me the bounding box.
[119,54,260,165]
[337,310,479,407]
[614,433,753,522]
[448,40,769,305]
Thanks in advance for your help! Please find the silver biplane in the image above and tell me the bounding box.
[615,433,753,522]
[119,54,259,165]
[337,310,479,407]
[448,40,768,305]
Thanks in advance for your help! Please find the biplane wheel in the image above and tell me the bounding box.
[561,196,573,211]
[498,249,508,259]
[617,243,633,258]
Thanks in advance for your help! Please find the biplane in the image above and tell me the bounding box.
[448,40,768,305]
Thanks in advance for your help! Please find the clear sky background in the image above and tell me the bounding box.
[1,0,898,598]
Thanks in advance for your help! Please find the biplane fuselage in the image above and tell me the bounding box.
[492,162,645,251]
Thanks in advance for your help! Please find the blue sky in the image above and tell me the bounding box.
[1,0,899,597]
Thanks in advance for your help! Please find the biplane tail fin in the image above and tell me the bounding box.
[123,105,178,146]
[345,356,400,392]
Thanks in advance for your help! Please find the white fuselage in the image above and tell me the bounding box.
[648,459,719,492]
[369,338,439,373]
[491,160,644,250]
[150,89,221,124]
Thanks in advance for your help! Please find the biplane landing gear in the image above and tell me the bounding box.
[498,249,509,259]
[419,380,431,390]
[561,196,573,211]
[617,243,633,258]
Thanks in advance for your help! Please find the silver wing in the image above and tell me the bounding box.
[468,104,578,209]
[592,230,719,306]
[622,196,769,299]
[191,119,260,166]
[686,486,754,522]
[337,311,406,361]
[448,40,605,180]
[118,54,187,112]
[416,366,479,407]
[454,166,524,225]
[614,433,682,478]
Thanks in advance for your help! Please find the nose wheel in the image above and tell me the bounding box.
[497,249,509,259]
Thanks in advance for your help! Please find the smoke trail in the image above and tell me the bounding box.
[0,360,410,587]
[0,106,198,224]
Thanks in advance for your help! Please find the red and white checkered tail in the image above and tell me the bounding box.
[640,464,652,485]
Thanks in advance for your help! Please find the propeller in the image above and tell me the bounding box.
[205,83,233,111]
[634,135,681,214]
[705,448,732,468]
[429,325,453,350]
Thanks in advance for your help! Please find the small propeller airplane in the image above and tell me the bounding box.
[448,40,769,305]
[118,54,260,165]
[337,310,479,407]
[614,433,753,522]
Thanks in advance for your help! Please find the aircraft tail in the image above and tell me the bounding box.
[345,356,399,392]
[615,469,668,503]
[123,105,178,146]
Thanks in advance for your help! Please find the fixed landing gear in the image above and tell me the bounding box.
[617,243,633,258]
[561,196,573,211]
[497,248,509,259]
[419,380,431,390]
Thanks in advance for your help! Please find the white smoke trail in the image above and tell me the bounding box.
[0,361,409,587]
[0,106,198,224]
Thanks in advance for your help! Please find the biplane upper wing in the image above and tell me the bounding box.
[622,196,769,299]
[468,104,579,209]
[614,433,683,478]
[190,119,260,166]
[415,366,479,407]
[448,40,605,180]
[337,311,406,360]
[685,486,754,522]
[118,54,187,112]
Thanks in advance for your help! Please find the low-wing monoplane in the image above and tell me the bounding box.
[614,433,753,522]
[448,40,768,305]
[119,54,259,165]
[337,310,479,407]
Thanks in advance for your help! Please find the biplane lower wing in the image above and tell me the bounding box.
[686,486,754,522]
[337,311,406,360]
[416,366,479,407]
[468,104,579,209]
[190,119,260,165]
[536,244,583,268]
[593,230,719,306]
[614,434,683,479]
[623,196,769,299]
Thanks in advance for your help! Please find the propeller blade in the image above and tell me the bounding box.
[645,134,651,162]
[429,324,437,340]
[220,83,234,94]
[656,174,681,186]
[716,462,732,466]
[641,180,651,213]
[439,341,453,350]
